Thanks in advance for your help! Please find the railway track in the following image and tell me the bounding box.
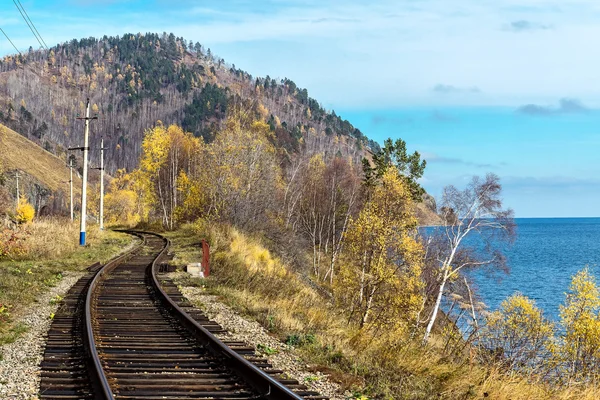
[39,231,327,399]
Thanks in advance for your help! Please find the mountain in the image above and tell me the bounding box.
[0,32,440,224]
[0,33,380,175]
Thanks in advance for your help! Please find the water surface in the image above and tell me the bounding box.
[466,218,600,320]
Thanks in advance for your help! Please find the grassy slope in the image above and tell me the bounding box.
[166,222,600,400]
[0,222,133,345]
[0,124,81,195]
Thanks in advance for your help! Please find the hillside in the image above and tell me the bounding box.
[0,33,440,224]
[0,33,379,174]
[0,123,81,215]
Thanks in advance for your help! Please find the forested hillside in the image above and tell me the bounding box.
[0,32,380,174]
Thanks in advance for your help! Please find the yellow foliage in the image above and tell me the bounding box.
[175,170,207,222]
[256,103,269,121]
[229,229,286,278]
[203,111,280,225]
[556,267,600,380]
[105,169,148,225]
[336,168,423,332]
[15,195,34,223]
[482,294,554,372]
[105,189,140,226]
[137,123,202,227]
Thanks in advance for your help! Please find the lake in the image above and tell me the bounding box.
[466,218,600,320]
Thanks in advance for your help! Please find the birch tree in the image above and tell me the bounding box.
[336,168,424,330]
[423,173,515,343]
[138,123,201,228]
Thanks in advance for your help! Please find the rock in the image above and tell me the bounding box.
[422,192,437,213]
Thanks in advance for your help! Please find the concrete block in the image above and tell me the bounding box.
[186,263,204,278]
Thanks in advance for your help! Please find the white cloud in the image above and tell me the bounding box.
[4,0,600,107]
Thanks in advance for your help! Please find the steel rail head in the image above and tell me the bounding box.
[84,231,146,400]
[140,230,305,400]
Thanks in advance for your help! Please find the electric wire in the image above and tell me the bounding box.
[12,0,47,50]
[14,0,48,49]
[0,27,23,56]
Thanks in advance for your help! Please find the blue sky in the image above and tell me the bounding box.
[1,0,600,217]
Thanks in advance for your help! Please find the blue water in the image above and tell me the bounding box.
[466,218,600,320]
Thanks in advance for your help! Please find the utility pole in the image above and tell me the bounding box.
[93,138,106,230]
[68,159,74,222]
[71,99,97,246]
[14,170,20,207]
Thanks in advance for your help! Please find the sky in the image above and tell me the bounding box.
[1,0,600,217]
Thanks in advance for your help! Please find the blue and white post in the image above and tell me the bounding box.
[99,137,104,231]
[79,99,91,246]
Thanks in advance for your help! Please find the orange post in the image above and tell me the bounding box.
[201,239,210,277]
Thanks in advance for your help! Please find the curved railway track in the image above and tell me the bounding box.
[39,231,327,400]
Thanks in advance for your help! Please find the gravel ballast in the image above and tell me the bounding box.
[0,272,84,400]
[178,284,349,400]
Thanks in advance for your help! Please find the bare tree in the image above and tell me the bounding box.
[423,173,515,343]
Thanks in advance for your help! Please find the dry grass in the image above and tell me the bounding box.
[0,124,81,194]
[0,218,132,343]
[166,221,600,399]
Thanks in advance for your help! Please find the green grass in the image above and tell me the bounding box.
[0,220,133,343]
[0,323,28,346]
[256,343,278,355]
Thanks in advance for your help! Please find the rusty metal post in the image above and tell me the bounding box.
[201,239,210,277]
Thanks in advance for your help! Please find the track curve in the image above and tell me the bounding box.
[85,231,324,399]
[40,231,326,399]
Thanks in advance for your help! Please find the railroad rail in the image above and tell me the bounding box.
[39,231,326,399]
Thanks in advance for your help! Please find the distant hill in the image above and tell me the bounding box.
[0,33,379,174]
[0,123,80,215]
[0,33,440,224]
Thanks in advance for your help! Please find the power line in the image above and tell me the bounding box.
[12,0,47,50]
[0,27,23,56]
[14,0,48,50]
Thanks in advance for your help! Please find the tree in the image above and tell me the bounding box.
[15,195,35,223]
[138,123,201,228]
[480,294,554,373]
[285,154,362,281]
[362,138,426,200]
[336,168,424,331]
[556,267,600,381]
[423,173,515,343]
[203,110,280,228]
[104,169,142,226]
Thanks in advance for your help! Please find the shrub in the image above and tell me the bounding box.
[479,294,554,373]
[15,195,34,224]
[0,228,29,259]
